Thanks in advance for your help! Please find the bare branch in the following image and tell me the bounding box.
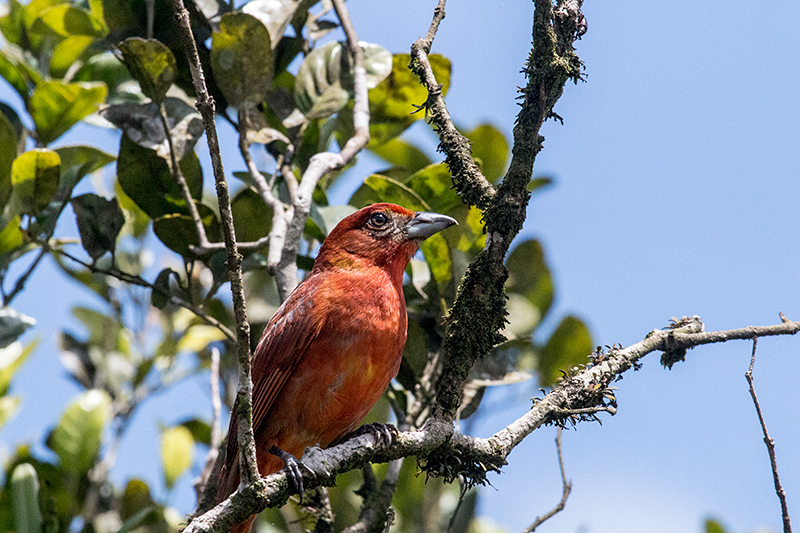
[183,316,800,533]
[271,0,371,301]
[171,0,259,484]
[745,338,793,533]
[522,427,572,533]
[194,348,224,510]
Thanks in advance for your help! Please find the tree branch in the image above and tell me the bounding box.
[183,315,800,533]
[271,0,371,301]
[745,338,793,533]
[171,0,259,484]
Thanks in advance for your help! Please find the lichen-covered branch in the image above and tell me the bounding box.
[418,0,586,420]
[171,0,259,484]
[183,316,800,533]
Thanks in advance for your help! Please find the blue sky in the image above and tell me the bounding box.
[3,1,800,532]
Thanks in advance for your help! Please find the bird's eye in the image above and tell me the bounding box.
[369,212,389,227]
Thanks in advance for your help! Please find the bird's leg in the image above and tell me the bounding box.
[330,422,398,448]
[268,446,316,495]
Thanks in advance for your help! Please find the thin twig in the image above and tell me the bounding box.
[171,0,259,484]
[745,338,792,533]
[522,427,572,532]
[158,101,211,249]
[3,247,47,306]
[195,348,223,504]
[50,245,235,342]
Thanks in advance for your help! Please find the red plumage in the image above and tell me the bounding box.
[217,203,456,532]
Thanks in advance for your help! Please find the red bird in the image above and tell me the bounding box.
[218,203,456,531]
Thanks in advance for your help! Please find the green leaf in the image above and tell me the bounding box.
[119,38,177,104]
[505,239,553,321]
[47,389,111,474]
[0,216,28,267]
[161,425,194,489]
[152,203,220,257]
[349,174,428,211]
[368,53,451,145]
[0,395,21,429]
[419,233,452,288]
[404,163,460,214]
[115,179,149,237]
[0,0,25,45]
[117,134,202,218]
[0,339,37,394]
[538,315,593,387]
[464,123,508,183]
[295,41,391,120]
[705,519,729,533]
[70,193,125,260]
[100,98,204,161]
[30,81,106,145]
[0,112,19,211]
[368,137,431,174]
[50,35,94,78]
[0,309,36,351]
[179,418,211,446]
[501,293,541,339]
[120,479,153,522]
[10,463,43,533]
[211,12,273,107]
[35,4,105,37]
[0,52,31,104]
[231,188,272,243]
[176,325,227,353]
[10,149,60,215]
[55,145,115,192]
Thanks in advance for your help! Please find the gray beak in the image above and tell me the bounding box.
[405,211,458,240]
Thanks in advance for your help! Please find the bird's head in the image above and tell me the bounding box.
[313,203,457,275]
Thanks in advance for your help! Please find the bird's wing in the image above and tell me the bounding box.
[219,280,323,498]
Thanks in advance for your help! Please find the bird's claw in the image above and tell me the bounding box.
[332,422,398,448]
[268,445,316,495]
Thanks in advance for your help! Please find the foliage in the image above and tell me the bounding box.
[0,0,593,531]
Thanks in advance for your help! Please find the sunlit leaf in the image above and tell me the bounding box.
[179,418,211,446]
[10,149,60,215]
[0,0,25,46]
[538,315,593,387]
[10,463,43,533]
[35,4,105,37]
[119,37,176,104]
[404,163,460,214]
[0,309,36,353]
[296,41,391,120]
[0,396,21,429]
[211,12,273,107]
[0,217,31,269]
[161,425,194,489]
[70,193,125,260]
[176,325,227,353]
[0,52,31,105]
[50,35,94,78]
[464,123,508,183]
[420,233,452,289]
[117,134,202,218]
[368,137,431,174]
[30,81,107,145]
[705,519,729,533]
[0,112,18,211]
[47,389,112,474]
[0,339,37,393]
[368,53,451,145]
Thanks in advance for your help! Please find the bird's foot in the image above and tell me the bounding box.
[268,445,316,495]
[331,422,398,448]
